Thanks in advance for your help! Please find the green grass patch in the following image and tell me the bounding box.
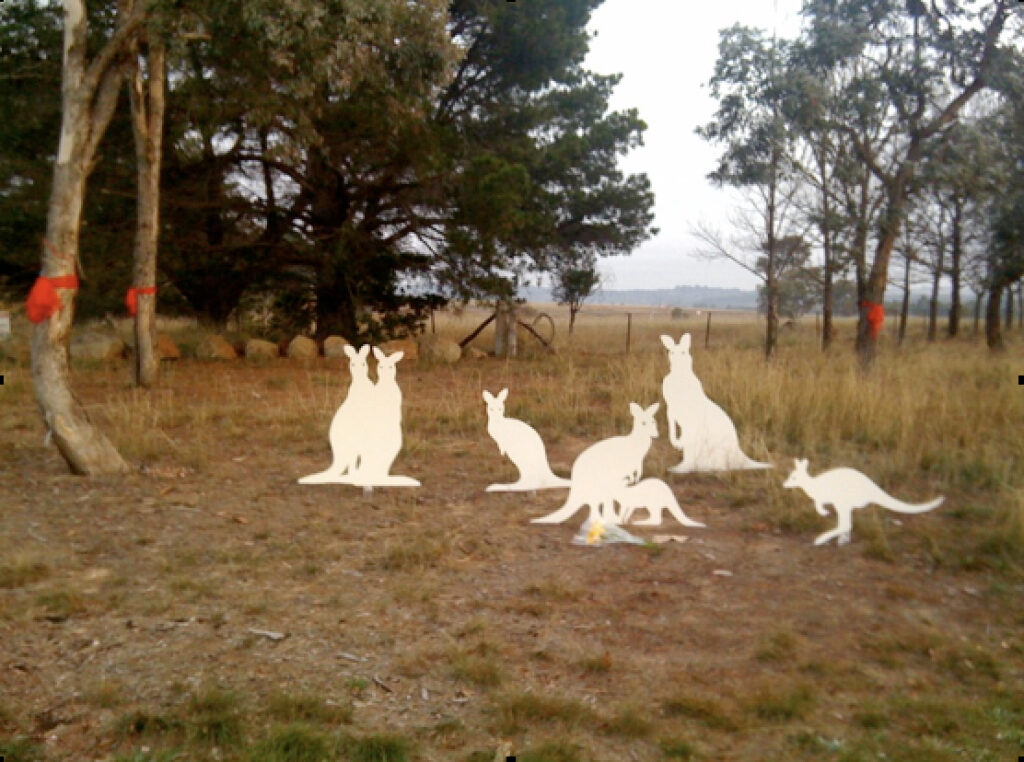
[339,732,410,762]
[659,738,696,759]
[661,693,737,731]
[518,741,584,762]
[247,724,333,762]
[0,736,46,762]
[185,687,244,747]
[491,691,596,735]
[266,692,352,725]
[601,706,653,738]
[744,682,815,722]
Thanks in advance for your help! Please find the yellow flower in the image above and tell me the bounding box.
[586,519,605,545]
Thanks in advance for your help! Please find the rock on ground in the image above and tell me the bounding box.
[71,333,126,361]
[157,334,181,360]
[323,335,351,358]
[196,334,238,360]
[380,338,418,361]
[417,334,461,363]
[287,335,318,360]
[245,338,279,361]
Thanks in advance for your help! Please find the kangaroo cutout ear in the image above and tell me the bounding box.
[660,335,675,350]
[358,344,370,358]
[389,351,404,364]
[497,388,508,402]
[482,390,494,403]
[796,458,808,469]
[344,344,357,359]
[372,346,385,361]
[680,334,691,352]
[629,401,642,418]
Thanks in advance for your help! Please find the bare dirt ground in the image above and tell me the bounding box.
[1,353,1022,761]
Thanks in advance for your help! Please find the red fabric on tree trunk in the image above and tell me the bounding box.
[126,286,157,316]
[26,275,79,323]
[861,300,885,339]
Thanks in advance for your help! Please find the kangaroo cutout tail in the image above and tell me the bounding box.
[879,494,944,514]
[532,498,585,524]
[740,455,773,470]
[668,503,706,528]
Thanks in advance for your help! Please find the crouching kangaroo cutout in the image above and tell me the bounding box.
[532,402,659,525]
[483,388,570,492]
[783,458,943,546]
[616,478,706,528]
[661,334,771,473]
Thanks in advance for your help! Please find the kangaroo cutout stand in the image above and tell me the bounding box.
[482,388,570,492]
[661,334,771,473]
[298,346,420,490]
[783,458,943,546]
[532,401,660,525]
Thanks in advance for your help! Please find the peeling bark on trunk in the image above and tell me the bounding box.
[32,0,142,474]
[129,38,165,388]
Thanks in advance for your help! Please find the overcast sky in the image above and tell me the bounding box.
[584,0,805,291]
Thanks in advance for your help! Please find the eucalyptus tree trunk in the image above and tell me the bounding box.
[31,0,142,475]
[947,196,963,337]
[129,37,165,387]
[986,281,1005,350]
[898,254,910,345]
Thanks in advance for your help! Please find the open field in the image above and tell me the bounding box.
[2,307,1023,761]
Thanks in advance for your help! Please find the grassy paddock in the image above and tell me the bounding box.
[1,304,1023,761]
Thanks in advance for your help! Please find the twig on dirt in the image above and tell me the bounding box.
[372,675,393,693]
[339,652,366,663]
[248,628,287,641]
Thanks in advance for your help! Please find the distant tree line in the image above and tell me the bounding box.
[696,0,1024,361]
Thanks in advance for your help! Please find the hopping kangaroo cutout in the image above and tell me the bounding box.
[661,334,771,473]
[298,344,373,484]
[298,346,420,489]
[532,402,660,525]
[616,478,706,528]
[783,458,943,546]
[483,388,570,492]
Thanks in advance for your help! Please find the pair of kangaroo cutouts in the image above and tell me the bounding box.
[298,344,419,488]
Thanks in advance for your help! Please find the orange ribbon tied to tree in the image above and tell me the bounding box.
[26,275,80,324]
[126,286,157,316]
[861,301,885,339]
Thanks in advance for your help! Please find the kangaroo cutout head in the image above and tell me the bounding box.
[629,401,660,439]
[661,334,693,373]
[482,388,509,417]
[783,458,809,488]
[373,347,404,380]
[344,344,371,377]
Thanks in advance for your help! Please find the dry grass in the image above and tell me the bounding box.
[1,306,1023,761]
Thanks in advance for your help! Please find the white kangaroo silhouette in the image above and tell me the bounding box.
[661,333,771,473]
[783,458,944,546]
[616,478,706,528]
[532,402,660,525]
[298,343,373,484]
[343,347,420,487]
[483,388,571,492]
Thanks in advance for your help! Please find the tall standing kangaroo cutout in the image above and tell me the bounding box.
[483,388,571,492]
[783,458,943,546]
[532,402,660,525]
[340,347,420,487]
[661,334,771,473]
[298,346,419,488]
[298,344,373,484]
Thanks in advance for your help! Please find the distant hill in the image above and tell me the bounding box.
[521,284,757,310]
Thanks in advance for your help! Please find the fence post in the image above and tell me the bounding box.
[626,312,632,354]
[705,311,712,349]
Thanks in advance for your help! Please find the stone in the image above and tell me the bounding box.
[287,335,318,360]
[71,333,126,361]
[417,334,461,364]
[380,338,417,362]
[323,335,351,358]
[464,346,488,360]
[245,338,279,361]
[157,334,181,360]
[196,334,238,360]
